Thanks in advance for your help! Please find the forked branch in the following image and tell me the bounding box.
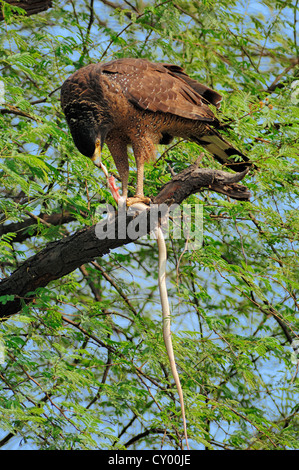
[0,161,250,319]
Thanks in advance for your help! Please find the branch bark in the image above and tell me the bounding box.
[0,162,251,320]
[0,209,85,243]
[0,0,52,21]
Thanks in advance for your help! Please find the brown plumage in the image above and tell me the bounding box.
[61,58,251,201]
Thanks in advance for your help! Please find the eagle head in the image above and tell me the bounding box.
[64,103,111,159]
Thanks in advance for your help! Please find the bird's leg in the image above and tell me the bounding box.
[114,158,129,202]
[136,160,145,197]
[126,157,151,207]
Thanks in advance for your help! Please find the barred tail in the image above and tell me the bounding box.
[193,129,251,172]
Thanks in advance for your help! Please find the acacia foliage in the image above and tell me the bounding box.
[0,0,298,450]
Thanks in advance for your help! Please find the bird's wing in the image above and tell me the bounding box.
[101,59,218,122]
[160,63,222,109]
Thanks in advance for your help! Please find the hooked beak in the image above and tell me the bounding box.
[91,137,109,180]
[91,138,102,168]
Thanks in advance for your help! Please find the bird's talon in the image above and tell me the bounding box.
[126,196,151,207]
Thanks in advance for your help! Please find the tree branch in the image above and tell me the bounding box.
[0,0,52,21]
[0,162,251,320]
[0,209,85,243]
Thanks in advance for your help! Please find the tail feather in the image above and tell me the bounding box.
[193,129,251,172]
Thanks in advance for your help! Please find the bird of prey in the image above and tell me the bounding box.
[61,58,250,204]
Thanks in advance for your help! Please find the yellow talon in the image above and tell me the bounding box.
[126,196,151,207]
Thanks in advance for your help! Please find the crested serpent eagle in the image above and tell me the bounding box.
[61,58,251,203]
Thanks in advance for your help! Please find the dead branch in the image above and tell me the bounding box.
[0,161,251,319]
